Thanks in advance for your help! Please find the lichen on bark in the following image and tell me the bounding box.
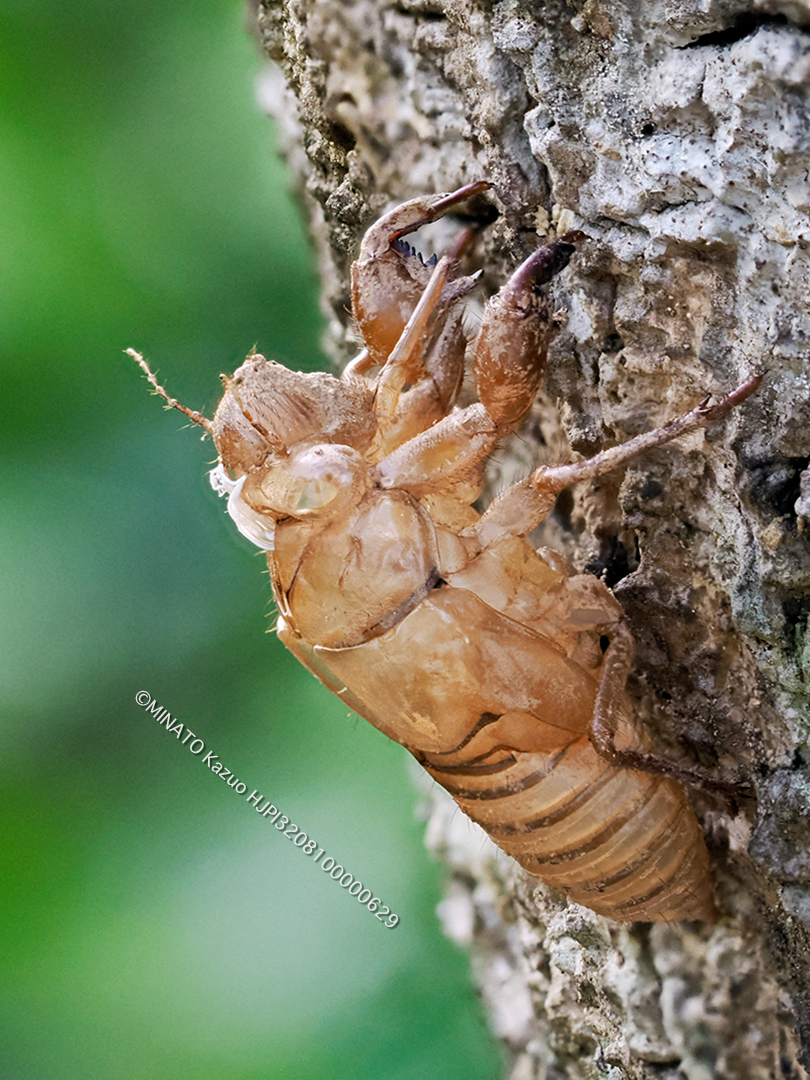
[254,1,810,1076]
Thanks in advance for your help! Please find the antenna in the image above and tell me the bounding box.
[127,349,213,434]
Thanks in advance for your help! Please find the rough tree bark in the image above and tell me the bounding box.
[253,2,810,1077]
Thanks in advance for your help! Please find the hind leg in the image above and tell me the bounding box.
[591,620,750,797]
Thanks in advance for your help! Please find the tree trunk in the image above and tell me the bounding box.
[254,1,810,1076]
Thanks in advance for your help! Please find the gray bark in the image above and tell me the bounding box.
[254,1,810,1076]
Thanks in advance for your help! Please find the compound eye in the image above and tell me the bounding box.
[241,444,370,520]
[293,454,342,511]
[288,446,368,513]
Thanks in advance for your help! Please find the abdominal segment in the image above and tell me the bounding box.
[420,737,715,922]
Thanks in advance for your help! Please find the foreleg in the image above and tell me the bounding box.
[474,231,586,437]
[373,226,475,429]
[351,181,490,375]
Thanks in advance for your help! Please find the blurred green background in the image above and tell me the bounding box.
[0,2,502,1077]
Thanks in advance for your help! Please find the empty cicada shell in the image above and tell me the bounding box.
[131,180,761,921]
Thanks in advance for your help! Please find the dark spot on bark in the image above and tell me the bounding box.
[741,454,810,520]
[552,487,575,531]
[783,595,810,651]
[678,12,787,49]
[584,534,638,587]
[603,332,624,353]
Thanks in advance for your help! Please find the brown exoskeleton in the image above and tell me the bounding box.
[130,180,761,922]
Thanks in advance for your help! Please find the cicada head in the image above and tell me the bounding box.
[212,353,377,476]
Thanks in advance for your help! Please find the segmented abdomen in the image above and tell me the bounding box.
[420,738,714,921]
[278,577,715,923]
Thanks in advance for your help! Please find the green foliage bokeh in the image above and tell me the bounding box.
[0,2,502,1077]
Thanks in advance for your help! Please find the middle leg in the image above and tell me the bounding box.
[470,373,764,546]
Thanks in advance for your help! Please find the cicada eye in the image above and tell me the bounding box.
[240,444,370,521]
[292,461,342,511]
[289,445,371,516]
